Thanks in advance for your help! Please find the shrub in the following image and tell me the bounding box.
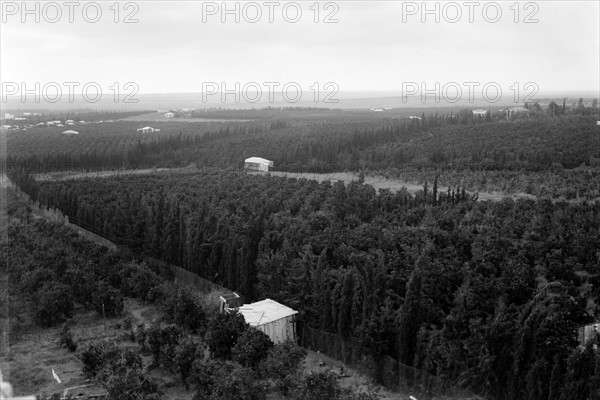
[79,341,120,379]
[57,322,77,352]
[163,288,207,333]
[233,328,273,368]
[205,367,266,400]
[33,281,74,328]
[206,311,248,359]
[292,371,341,400]
[129,264,161,301]
[146,323,183,369]
[92,280,124,317]
[190,360,234,399]
[259,340,306,393]
[174,337,205,388]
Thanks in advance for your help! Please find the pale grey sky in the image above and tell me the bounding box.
[1,1,599,97]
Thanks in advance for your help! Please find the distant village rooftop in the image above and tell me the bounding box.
[244,157,274,173]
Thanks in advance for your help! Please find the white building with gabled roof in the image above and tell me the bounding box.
[244,157,273,173]
[237,299,298,344]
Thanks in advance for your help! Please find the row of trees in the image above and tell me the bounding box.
[10,169,600,399]
[5,202,378,399]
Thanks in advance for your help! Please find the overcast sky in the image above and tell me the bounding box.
[1,0,599,99]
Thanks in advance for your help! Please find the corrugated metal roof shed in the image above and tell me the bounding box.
[238,299,298,326]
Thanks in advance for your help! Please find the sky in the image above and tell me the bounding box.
[1,0,599,105]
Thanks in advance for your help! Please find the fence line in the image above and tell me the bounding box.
[298,323,483,399]
[6,323,116,345]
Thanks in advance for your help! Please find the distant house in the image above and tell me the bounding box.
[237,299,299,344]
[472,109,488,117]
[65,120,75,125]
[371,108,384,112]
[409,115,422,120]
[136,126,160,133]
[62,130,79,135]
[56,124,64,127]
[165,112,175,118]
[578,322,600,346]
[508,106,529,116]
[244,157,273,173]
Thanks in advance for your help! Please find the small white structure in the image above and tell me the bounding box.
[136,126,160,133]
[578,322,600,346]
[219,292,243,313]
[244,157,273,173]
[165,112,175,118]
[65,119,75,125]
[472,109,488,117]
[237,299,298,344]
[62,130,79,135]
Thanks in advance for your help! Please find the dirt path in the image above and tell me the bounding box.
[269,171,535,202]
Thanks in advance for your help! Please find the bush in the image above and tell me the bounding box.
[163,288,207,333]
[190,361,265,400]
[174,337,205,388]
[92,280,124,317]
[80,341,120,379]
[57,322,77,352]
[33,281,74,328]
[206,367,266,400]
[206,311,248,359]
[129,263,161,301]
[259,340,306,393]
[190,359,234,398]
[292,371,341,400]
[146,282,171,304]
[233,328,273,369]
[146,323,183,369]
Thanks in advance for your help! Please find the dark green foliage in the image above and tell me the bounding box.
[102,368,162,400]
[92,280,124,317]
[146,323,184,369]
[162,287,207,333]
[6,116,600,400]
[174,337,205,388]
[57,322,77,352]
[189,359,234,399]
[259,340,306,393]
[206,311,249,359]
[79,340,161,399]
[292,371,341,400]
[191,363,265,400]
[33,281,74,328]
[80,341,120,379]
[233,328,273,368]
